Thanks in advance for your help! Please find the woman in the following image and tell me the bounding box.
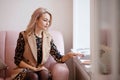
[13,7,83,80]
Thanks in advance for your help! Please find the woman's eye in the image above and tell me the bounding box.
[43,19,47,21]
[43,19,50,23]
[44,20,46,21]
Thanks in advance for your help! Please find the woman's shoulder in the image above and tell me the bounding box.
[18,30,28,39]
[19,30,27,35]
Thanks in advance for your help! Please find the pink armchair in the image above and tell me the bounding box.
[0,30,69,80]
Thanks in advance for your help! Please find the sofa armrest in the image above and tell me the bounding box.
[50,63,69,80]
[0,68,7,79]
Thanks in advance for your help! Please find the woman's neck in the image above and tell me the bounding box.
[35,26,43,38]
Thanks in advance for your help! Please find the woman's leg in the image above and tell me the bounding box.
[37,70,52,80]
[25,72,38,80]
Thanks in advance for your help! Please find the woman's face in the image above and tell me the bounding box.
[36,13,51,30]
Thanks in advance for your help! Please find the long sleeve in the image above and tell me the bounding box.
[50,40,64,63]
[14,32,25,66]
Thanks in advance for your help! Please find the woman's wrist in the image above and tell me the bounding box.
[31,66,37,71]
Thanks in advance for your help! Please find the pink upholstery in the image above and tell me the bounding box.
[0,31,6,63]
[5,31,20,77]
[0,30,69,80]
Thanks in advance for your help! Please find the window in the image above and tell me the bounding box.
[73,0,90,55]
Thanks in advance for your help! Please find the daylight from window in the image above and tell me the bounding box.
[73,0,90,55]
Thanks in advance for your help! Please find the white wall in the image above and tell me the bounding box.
[0,0,73,53]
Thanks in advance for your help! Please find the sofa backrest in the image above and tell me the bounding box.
[0,31,6,63]
[5,31,20,77]
[49,30,64,55]
[0,30,64,77]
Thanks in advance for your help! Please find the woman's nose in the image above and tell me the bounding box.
[46,22,49,26]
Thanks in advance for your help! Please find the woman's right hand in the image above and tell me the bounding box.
[32,67,38,71]
[32,66,48,71]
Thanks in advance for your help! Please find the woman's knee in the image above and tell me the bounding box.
[25,72,38,80]
[38,70,51,80]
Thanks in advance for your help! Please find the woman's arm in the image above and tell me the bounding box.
[14,32,37,71]
[14,32,25,66]
[50,40,84,63]
[50,40,63,63]
[61,52,84,62]
[19,61,46,71]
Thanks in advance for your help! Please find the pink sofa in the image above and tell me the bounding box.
[0,30,69,80]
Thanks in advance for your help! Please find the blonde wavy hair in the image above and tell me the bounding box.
[26,7,52,34]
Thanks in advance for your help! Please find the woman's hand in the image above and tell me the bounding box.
[32,66,48,72]
[73,52,84,57]
[19,61,48,72]
[61,52,84,62]
[66,52,84,58]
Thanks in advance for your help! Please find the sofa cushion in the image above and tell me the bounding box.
[5,31,20,77]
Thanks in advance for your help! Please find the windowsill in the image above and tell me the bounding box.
[73,56,91,80]
[77,55,91,73]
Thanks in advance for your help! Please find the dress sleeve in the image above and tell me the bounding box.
[14,32,25,66]
[50,40,64,63]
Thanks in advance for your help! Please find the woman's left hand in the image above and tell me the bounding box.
[36,66,48,71]
[61,52,84,62]
[67,52,84,58]
[73,53,84,57]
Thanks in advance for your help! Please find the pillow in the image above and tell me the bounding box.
[0,59,7,70]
